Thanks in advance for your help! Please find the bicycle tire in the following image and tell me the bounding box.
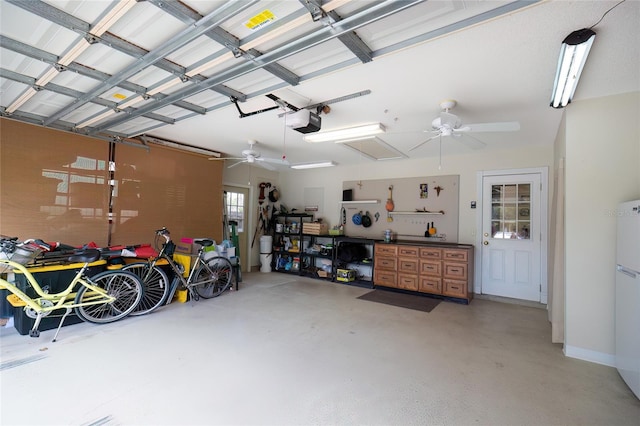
[74,270,143,324]
[122,262,170,316]
[194,256,233,299]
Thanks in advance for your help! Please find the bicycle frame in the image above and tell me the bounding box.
[145,231,224,302]
[0,259,115,313]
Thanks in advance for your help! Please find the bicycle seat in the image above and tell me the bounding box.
[193,238,214,247]
[68,249,101,264]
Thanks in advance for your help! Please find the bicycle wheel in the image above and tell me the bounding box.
[75,270,143,324]
[194,256,233,299]
[122,262,170,316]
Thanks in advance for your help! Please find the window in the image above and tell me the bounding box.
[226,191,245,233]
[491,183,531,239]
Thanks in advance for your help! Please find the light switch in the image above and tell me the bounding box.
[470,201,476,209]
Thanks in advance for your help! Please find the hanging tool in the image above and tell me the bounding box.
[386,185,394,222]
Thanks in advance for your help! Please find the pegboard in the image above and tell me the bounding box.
[342,175,459,242]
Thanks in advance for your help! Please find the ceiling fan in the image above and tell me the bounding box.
[209,140,289,171]
[409,100,520,151]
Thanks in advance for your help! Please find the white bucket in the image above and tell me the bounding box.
[260,253,272,273]
[259,235,273,254]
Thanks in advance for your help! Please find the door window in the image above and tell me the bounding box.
[226,191,245,232]
[491,183,530,239]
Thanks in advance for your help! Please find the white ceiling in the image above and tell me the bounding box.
[1,0,639,168]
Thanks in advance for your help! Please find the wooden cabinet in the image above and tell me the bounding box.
[374,242,474,303]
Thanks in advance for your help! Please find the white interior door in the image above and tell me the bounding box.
[481,173,542,301]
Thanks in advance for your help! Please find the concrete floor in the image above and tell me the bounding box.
[1,272,639,425]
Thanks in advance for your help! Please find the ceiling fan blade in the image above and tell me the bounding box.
[462,121,520,132]
[409,135,438,151]
[256,161,277,171]
[258,157,290,166]
[227,160,246,169]
[209,156,243,161]
[457,133,486,149]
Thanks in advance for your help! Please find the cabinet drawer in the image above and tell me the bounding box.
[443,262,468,280]
[376,256,397,271]
[375,244,398,256]
[398,274,419,291]
[419,247,442,259]
[398,258,419,274]
[374,270,397,287]
[419,259,441,276]
[398,246,419,257]
[419,276,442,295]
[443,279,467,298]
[443,249,469,262]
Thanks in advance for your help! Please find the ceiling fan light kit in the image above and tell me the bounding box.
[303,123,386,143]
[550,28,596,109]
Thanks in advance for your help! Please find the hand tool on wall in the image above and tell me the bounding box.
[386,185,394,222]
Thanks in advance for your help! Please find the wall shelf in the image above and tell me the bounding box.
[389,211,445,215]
[341,200,380,205]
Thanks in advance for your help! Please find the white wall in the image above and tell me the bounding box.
[564,91,640,365]
[223,144,553,269]
[277,145,553,245]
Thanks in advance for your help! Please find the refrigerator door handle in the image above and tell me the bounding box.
[617,265,639,279]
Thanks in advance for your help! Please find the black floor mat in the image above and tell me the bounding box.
[357,289,441,313]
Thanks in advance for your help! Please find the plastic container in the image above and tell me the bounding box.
[260,253,272,273]
[259,235,273,254]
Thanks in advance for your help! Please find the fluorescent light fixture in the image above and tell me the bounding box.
[550,28,596,109]
[290,161,336,169]
[303,123,385,143]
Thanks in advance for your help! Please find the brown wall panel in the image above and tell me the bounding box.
[1,118,224,248]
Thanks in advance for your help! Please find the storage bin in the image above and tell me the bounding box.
[11,260,106,335]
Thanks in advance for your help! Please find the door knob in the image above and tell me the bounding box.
[483,241,489,245]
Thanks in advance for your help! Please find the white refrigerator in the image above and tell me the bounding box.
[615,199,640,399]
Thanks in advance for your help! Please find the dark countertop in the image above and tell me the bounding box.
[339,235,473,248]
[381,239,474,249]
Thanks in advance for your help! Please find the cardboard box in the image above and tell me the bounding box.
[174,242,192,255]
[336,269,356,282]
[303,222,329,235]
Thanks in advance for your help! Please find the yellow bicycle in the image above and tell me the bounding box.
[0,237,143,342]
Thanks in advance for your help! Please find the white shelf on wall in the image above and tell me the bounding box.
[341,200,380,204]
[389,211,445,215]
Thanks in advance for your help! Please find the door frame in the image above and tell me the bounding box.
[475,167,549,303]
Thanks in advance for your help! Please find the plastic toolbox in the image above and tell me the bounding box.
[11,260,106,335]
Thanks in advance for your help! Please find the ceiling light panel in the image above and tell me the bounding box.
[338,137,407,161]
